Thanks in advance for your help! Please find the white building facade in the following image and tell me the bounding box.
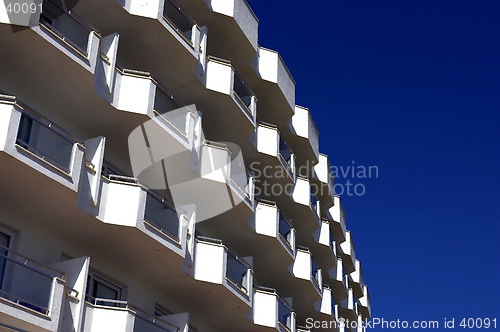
[0,0,370,331]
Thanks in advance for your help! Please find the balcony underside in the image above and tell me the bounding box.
[253,82,295,128]
[179,0,258,75]
[282,128,318,175]
[196,213,294,290]
[171,82,259,163]
[252,152,295,192]
[311,178,334,212]
[277,276,322,328]
[329,279,348,303]
[310,246,337,283]
[289,204,320,249]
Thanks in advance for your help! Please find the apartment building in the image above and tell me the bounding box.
[0,0,370,331]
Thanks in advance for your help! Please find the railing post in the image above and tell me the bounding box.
[249,174,255,204]
[250,95,257,123]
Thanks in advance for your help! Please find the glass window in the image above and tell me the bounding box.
[86,273,122,307]
[0,231,11,287]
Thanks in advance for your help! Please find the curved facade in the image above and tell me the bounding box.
[0,0,370,331]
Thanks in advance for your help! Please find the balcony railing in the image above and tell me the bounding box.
[196,236,251,295]
[279,135,294,179]
[233,71,254,119]
[311,257,320,290]
[15,108,79,175]
[340,202,347,233]
[0,244,67,315]
[116,67,194,140]
[278,210,293,250]
[39,0,100,58]
[204,140,254,203]
[277,292,293,332]
[153,81,193,139]
[226,249,250,295]
[85,296,180,331]
[230,164,254,203]
[144,190,180,244]
[310,190,320,218]
[162,0,198,47]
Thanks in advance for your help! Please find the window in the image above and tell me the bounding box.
[154,303,172,317]
[0,231,11,287]
[85,272,122,307]
[16,114,33,148]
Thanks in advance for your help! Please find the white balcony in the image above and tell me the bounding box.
[180,0,258,67]
[116,0,202,52]
[339,287,357,323]
[251,287,296,332]
[290,177,321,245]
[0,248,88,332]
[192,236,253,306]
[312,153,335,211]
[198,56,257,126]
[312,219,339,280]
[292,247,322,298]
[100,66,202,151]
[82,297,188,332]
[251,47,295,126]
[286,106,320,171]
[316,286,339,323]
[79,172,191,258]
[339,231,356,275]
[249,200,295,259]
[252,122,296,183]
[348,260,364,299]
[357,285,371,320]
[0,95,85,192]
[330,261,348,303]
[328,196,347,244]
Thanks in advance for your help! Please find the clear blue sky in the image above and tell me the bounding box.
[249,0,499,329]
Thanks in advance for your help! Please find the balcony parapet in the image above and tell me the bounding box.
[83,296,188,331]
